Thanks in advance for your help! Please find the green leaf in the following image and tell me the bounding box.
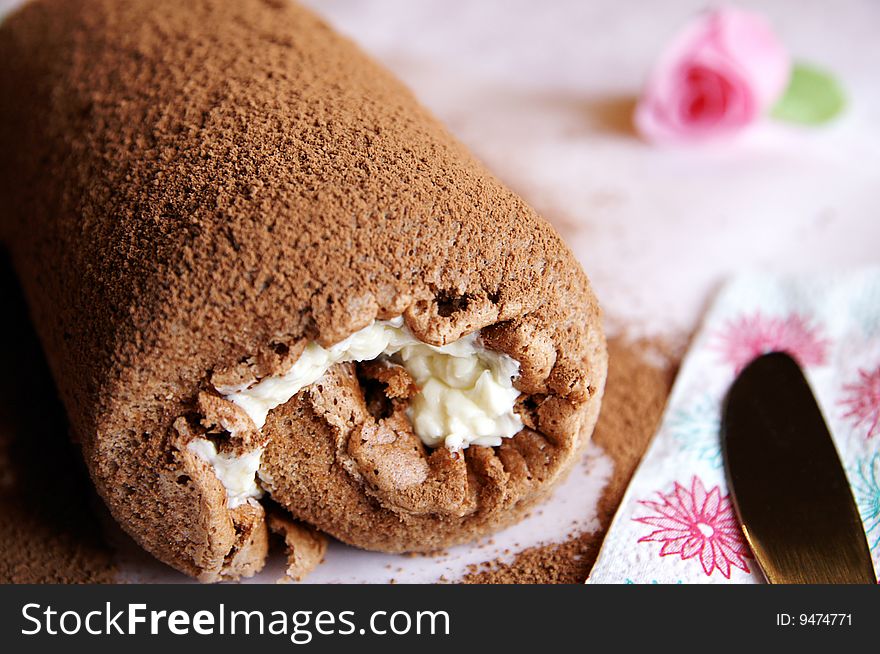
[771,63,845,125]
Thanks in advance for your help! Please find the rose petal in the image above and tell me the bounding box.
[713,7,791,109]
[635,6,790,143]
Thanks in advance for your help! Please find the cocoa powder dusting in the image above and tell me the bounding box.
[0,0,605,577]
[0,253,676,583]
[0,0,670,582]
[461,337,677,583]
[0,254,116,583]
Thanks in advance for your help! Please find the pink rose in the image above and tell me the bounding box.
[635,7,791,143]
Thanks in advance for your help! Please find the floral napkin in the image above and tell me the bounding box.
[588,269,880,584]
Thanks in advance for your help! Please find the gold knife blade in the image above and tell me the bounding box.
[722,351,876,584]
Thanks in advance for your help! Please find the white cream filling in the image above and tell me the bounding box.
[186,439,264,509]
[190,317,523,507]
[229,317,522,448]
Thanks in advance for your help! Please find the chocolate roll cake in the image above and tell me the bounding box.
[0,0,607,581]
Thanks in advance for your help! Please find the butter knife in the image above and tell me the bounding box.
[722,351,876,584]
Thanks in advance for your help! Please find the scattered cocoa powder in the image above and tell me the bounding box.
[461,337,678,583]
[0,253,116,583]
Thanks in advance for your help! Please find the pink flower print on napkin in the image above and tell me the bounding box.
[840,366,880,440]
[634,476,752,579]
[713,312,829,373]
